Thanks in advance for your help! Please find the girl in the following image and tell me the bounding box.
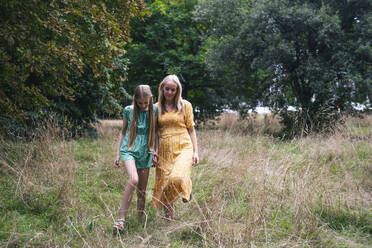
[152,75,199,220]
[113,85,157,232]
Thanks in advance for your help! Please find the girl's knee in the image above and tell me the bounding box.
[129,176,139,186]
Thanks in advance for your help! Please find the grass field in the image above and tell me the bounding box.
[1,115,371,247]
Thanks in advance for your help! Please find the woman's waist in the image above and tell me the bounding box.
[159,129,189,139]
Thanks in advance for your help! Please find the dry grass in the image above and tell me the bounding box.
[1,115,371,247]
[0,120,76,206]
[194,115,372,247]
[95,119,122,138]
[0,120,78,246]
[200,113,282,136]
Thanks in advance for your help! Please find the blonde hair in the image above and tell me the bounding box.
[128,85,156,152]
[158,74,183,115]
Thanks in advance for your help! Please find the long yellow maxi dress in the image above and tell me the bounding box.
[152,100,195,208]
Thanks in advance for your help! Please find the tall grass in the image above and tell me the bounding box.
[1,116,371,247]
[0,120,77,246]
[201,113,282,136]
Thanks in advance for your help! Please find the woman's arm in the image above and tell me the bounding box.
[187,126,199,166]
[114,117,128,168]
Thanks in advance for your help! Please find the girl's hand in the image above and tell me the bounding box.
[114,155,121,168]
[152,152,158,167]
[192,152,199,166]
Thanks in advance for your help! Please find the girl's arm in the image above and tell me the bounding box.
[114,117,128,168]
[187,126,199,166]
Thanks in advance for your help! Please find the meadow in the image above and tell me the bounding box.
[1,114,371,247]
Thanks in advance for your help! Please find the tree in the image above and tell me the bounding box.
[195,0,372,135]
[0,0,145,137]
[126,0,227,119]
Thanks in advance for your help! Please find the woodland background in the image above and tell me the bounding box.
[1,0,371,137]
[1,0,371,247]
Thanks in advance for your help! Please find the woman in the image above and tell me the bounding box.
[152,74,199,220]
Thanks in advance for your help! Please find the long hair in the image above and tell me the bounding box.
[158,74,183,115]
[128,85,156,152]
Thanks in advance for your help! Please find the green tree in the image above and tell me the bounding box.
[126,0,227,119]
[195,0,372,135]
[0,0,145,137]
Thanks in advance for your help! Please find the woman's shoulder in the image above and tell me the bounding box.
[182,99,193,108]
[182,99,191,105]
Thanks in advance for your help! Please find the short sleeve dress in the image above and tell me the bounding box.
[120,105,158,169]
[152,100,195,207]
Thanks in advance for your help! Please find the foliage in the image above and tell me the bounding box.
[195,0,372,136]
[0,0,145,137]
[125,0,227,119]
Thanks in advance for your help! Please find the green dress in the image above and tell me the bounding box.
[120,105,158,169]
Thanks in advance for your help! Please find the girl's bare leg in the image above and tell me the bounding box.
[119,160,138,220]
[136,168,150,222]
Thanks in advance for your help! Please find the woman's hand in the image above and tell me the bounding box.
[192,152,199,166]
[114,154,121,168]
[187,126,199,167]
[152,151,159,167]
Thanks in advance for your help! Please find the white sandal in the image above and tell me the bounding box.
[113,218,125,232]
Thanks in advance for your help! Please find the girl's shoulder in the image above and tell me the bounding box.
[153,104,158,116]
[123,105,133,118]
[154,102,159,111]
[124,105,134,112]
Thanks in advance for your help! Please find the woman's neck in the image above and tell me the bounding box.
[165,100,174,106]
[164,99,176,111]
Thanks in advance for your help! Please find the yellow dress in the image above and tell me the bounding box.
[152,100,195,208]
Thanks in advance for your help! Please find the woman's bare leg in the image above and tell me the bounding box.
[119,160,138,220]
[136,168,150,222]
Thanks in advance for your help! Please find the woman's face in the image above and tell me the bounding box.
[136,97,150,111]
[162,81,178,102]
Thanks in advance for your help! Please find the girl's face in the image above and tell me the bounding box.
[136,97,150,111]
[163,81,178,102]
